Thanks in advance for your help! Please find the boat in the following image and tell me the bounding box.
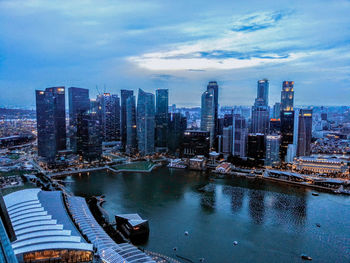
[312,192,319,196]
[167,163,187,169]
[115,214,149,243]
[301,254,312,260]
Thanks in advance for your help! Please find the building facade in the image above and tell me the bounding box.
[167,113,187,155]
[137,89,155,155]
[296,109,313,157]
[126,95,137,153]
[35,87,66,160]
[201,90,215,148]
[155,89,169,151]
[181,130,210,158]
[232,114,248,157]
[265,135,281,167]
[121,90,134,149]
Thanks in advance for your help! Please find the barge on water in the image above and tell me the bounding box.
[115,213,150,243]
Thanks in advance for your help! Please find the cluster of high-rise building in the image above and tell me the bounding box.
[35,87,188,161]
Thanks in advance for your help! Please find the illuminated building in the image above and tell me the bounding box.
[251,79,270,134]
[206,81,219,139]
[280,111,295,162]
[247,133,265,162]
[232,114,248,157]
[35,87,66,160]
[293,156,349,176]
[3,189,93,263]
[222,126,232,154]
[68,87,90,153]
[155,89,169,152]
[281,81,294,111]
[257,79,269,106]
[181,130,210,157]
[121,90,134,149]
[137,89,155,155]
[201,90,215,148]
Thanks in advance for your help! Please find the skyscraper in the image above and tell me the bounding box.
[265,135,281,167]
[126,95,137,153]
[281,81,294,111]
[232,114,248,157]
[247,133,265,163]
[206,81,219,135]
[155,89,169,151]
[222,126,232,154]
[137,89,155,155]
[167,112,187,155]
[280,81,295,162]
[76,109,102,161]
[257,79,269,106]
[35,87,66,160]
[273,102,281,119]
[296,109,313,156]
[68,87,90,153]
[121,90,134,149]
[97,93,121,142]
[251,80,270,134]
[201,90,215,148]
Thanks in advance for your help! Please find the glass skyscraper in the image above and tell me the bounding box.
[265,135,281,167]
[206,81,219,136]
[251,80,270,134]
[201,89,215,148]
[121,90,134,149]
[68,87,90,153]
[257,79,269,106]
[296,109,313,156]
[137,89,155,155]
[281,81,294,111]
[126,95,137,153]
[155,89,169,151]
[35,87,66,160]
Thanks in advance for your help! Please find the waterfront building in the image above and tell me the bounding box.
[251,80,270,134]
[273,102,281,119]
[121,90,134,149]
[293,156,349,176]
[286,144,296,163]
[167,113,187,155]
[126,95,137,153]
[280,111,295,162]
[201,90,215,148]
[68,87,90,153]
[97,93,121,142]
[35,87,66,160]
[76,111,102,161]
[181,130,210,158]
[265,135,281,167]
[137,89,155,155]
[247,133,265,162]
[296,109,313,157]
[281,81,294,111]
[155,89,169,152]
[232,114,248,157]
[3,189,93,262]
[222,126,232,154]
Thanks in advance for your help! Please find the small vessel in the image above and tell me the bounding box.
[184,231,189,236]
[233,241,238,246]
[312,192,319,196]
[301,254,312,260]
[316,223,321,227]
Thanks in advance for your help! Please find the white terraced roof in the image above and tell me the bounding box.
[67,196,155,263]
[4,189,93,256]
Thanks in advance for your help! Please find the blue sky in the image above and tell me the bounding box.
[0,0,350,108]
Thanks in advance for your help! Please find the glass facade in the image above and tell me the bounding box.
[23,249,92,263]
[0,217,17,263]
[121,90,134,149]
[126,95,137,153]
[155,89,168,150]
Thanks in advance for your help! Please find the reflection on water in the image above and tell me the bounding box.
[66,167,350,263]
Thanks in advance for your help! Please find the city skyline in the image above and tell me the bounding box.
[1,0,350,108]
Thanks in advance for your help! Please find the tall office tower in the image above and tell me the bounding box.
[97,93,121,142]
[232,114,248,157]
[270,118,281,134]
[35,87,66,160]
[76,110,102,161]
[247,133,265,162]
[280,111,295,162]
[201,90,215,148]
[273,102,281,119]
[251,80,270,134]
[155,89,169,151]
[137,89,155,155]
[281,81,294,111]
[222,126,232,154]
[120,90,134,149]
[68,87,90,153]
[257,79,269,106]
[296,109,313,156]
[265,135,281,167]
[280,81,295,162]
[207,81,219,134]
[167,113,187,154]
[126,95,137,153]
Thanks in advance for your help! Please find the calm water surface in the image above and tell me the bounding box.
[65,167,350,263]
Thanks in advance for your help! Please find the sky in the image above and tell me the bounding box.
[0,0,350,109]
